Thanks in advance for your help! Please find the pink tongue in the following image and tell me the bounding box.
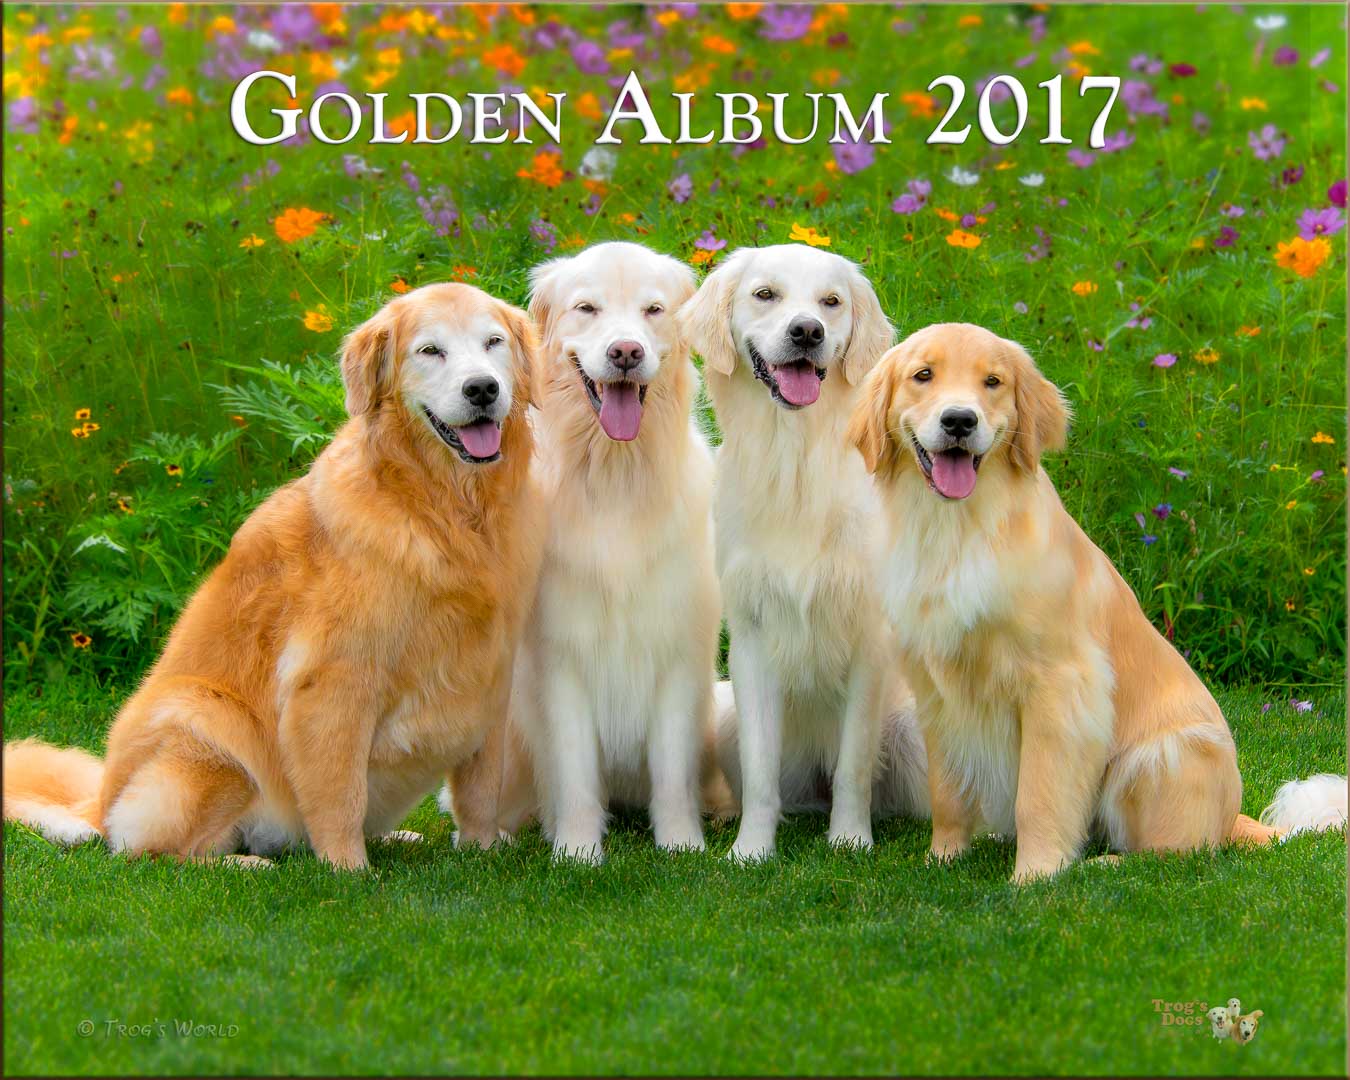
[772,362,821,407]
[455,420,502,459]
[598,382,643,441]
[931,451,978,499]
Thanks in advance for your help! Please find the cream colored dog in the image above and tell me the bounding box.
[850,321,1346,881]
[483,241,722,863]
[4,284,542,868]
[682,244,928,861]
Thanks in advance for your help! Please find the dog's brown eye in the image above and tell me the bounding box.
[485,335,504,350]
[985,374,1001,387]
[822,295,841,307]
[753,288,775,302]
[575,302,596,314]
[645,303,664,316]
[418,344,443,357]
[913,368,932,382]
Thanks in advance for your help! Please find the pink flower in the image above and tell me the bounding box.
[1153,353,1177,368]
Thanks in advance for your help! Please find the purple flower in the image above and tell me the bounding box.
[6,96,38,134]
[1297,207,1345,239]
[695,228,727,252]
[1122,80,1168,119]
[1310,470,1325,482]
[1292,699,1313,713]
[1013,301,1028,314]
[1141,534,1158,545]
[1088,339,1105,352]
[1067,149,1096,168]
[832,136,875,176]
[530,218,559,252]
[1261,702,1273,713]
[1168,467,1189,479]
[138,25,163,57]
[1152,503,1173,521]
[1169,62,1197,77]
[1153,353,1177,368]
[1130,54,1163,74]
[1248,124,1286,161]
[1214,226,1239,248]
[1100,131,1135,154]
[891,193,923,215]
[1281,164,1305,187]
[667,173,692,204]
[1192,111,1211,135]
[570,40,609,75]
[759,4,813,41]
[416,186,460,238]
[1221,204,1246,218]
[401,161,420,194]
[1272,45,1299,66]
[269,5,320,48]
[1126,303,1153,329]
[1310,47,1331,69]
[1328,179,1347,208]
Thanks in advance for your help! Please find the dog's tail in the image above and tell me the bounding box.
[1230,773,1347,845]
[2,739,105,845]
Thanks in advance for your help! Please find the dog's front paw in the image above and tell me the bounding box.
[727,834,776,863]
[220,854,275,870]
[452,826,502,851]
[654,819,707,853]
[1011,855,1068,884]
[379,829,423,844]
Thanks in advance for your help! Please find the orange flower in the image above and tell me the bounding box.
[900,91,938,119]
[727,3,763,17]
[690,250,716,266]
[957,14,983,27]
[117,498,133,514]
[1235,325,1261,337]
[166,463,183,476]
[933,207,960,222]
[273,207,326,243]
[1067,40,1100,55]
[946,229,982,249]
[385,111,417,140]
[70,632,92,649]
[165,86,194,106]
[1240,98,1268,111]
[303,309,334,332]
[390,277,411,294]
[517,151,564,188]
[1312,431,1336,445]
[239,234,265,249]
[451,265,479,281]
[1071,281,1098,297]
[1194,348,1220,365]
[702,34,737,54]
[482,43,526,77]
[1274,236,1331,279]
[574,92,604,121]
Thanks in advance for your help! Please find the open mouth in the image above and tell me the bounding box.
[747,341,826,409]
[423,408,502,464]
[912,436,982,500]
[573,355,648,442]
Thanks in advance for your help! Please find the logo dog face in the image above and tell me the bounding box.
[529,241,695,442]
[848,322,1070,500]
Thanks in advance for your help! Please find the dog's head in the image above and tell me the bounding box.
[848,322,1069,500]
[1227,998,1242,1016]
[679,243,892,410]
[340,282,536,465]
[1238,1012,1263,1042]
[1207,1007,1229,1028]
[528,241,696,442]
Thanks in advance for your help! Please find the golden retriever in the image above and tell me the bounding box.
[848,321,1346,881]
[681,243,929,861]
[468,241,722,863]
[3,283,543,869]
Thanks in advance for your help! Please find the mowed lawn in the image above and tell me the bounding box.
[2,678,1343,1076]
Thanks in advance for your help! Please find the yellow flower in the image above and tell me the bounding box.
[1240,97,1268,111]
[789,223,831,248]
[1284,599,1296,611]
[1067,41,1100,55]
[1312,431,1335,445]
[946,229,982,249]
[957,14,983,27]
[1285,500,1298,510]
[1071,281,1098,296]
[1304,567,1316,576]
[239,234,265,249]
[1274,236,1331,279]
[74,407,91,420]
[82,422,100,434]
[303,309,334,333]
[1194,348,1219,365]
[71,427,89,439]
[117,498,134,514]
[165,463,183,476]
[70,632,92,649]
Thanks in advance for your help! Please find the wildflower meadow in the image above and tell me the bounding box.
[3,4,1346,1076]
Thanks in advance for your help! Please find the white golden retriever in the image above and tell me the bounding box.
[681,244,929,860]
[486,241,722,863]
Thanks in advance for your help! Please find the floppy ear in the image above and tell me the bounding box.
[846,346,902,477]
[498,300,540,409]
[678,248,749,376]
[340,307,396,417]
[840,264,894,386]
[527,255,571,348]
[1006,340,1070,474]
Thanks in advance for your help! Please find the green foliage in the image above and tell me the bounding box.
[1,3,1345,686]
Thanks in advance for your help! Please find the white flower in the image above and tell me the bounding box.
[579,146,618,182]
[364,230,388,242]
[946,166,979,187]
[333,55,357,74]
[1018,173,1045,187]
[246,30,281,52]
[1254,14,1287,31]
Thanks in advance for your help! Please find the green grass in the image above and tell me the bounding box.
[3,677,1344,1076]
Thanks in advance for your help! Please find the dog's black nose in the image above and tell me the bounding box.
[940,408,978,439]
[788,316,825,347]
[607,339,645,371]
[463,376,499,408]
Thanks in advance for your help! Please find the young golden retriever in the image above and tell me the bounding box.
[3,284,543,869]
[479,241,723,863]
[681,244,929,861]
[848,322,1345,881]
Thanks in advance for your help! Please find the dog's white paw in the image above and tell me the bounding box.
[727,835,775,863]
[220,854,275,870]
[379,830,423,844]
[654,821,707,852]
[828,828,874,852]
